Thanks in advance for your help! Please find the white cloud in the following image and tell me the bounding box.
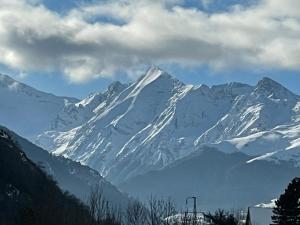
[0,0,299,82]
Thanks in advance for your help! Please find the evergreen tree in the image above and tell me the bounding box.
[205,209,238,225]
[272,177,300,225]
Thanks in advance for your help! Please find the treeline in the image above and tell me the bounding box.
[76,186,239,225]
[87,187,241,225]
[87,186,178,225]
[2,182,240,225]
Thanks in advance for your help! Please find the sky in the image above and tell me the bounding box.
[0,0,299,98]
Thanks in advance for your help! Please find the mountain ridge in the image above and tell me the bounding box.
[0,73,78,101]
[119,148,299,210]
[0,68,299,185]
[33,68,300,184]
[0,73,78,139]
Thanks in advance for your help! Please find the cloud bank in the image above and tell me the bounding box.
[0,0,299,82]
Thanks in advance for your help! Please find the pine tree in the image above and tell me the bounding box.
[272,177,300,225]
[205,209,238,225]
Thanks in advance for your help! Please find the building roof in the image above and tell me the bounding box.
[246,200,276,225]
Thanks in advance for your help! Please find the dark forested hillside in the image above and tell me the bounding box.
[0,125,129,207]
[0,129,91,225]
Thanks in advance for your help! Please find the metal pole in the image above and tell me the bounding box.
[192,197,197,225]
[186,197,198,225]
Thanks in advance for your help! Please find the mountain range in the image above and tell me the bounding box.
[0,68,299,209]
[33,68,300,183]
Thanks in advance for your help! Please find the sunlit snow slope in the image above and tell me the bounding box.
[0,74,77,140]
[32,67,300,184]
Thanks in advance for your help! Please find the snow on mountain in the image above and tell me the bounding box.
[195,78,300,168]
[51,81,129,131]
[197,124,300,169]
[1,69,299,184]
[0,73,78,140]
[37,67,190,181]
[196,78,299,144]
[36,67,299,184]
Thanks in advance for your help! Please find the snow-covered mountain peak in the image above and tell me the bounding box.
[0,73,20,85]
[254,77,296,100]
[257,77,281,88]
[0,73,17,87]
[0,73,78,103]
[0,73,38,95]
[138,66,182,86]
[126,67,183,99]
[140,67,170,83]
[108,81,126,93]
[0,74,79,139]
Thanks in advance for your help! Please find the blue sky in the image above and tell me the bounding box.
[0,0,299,98]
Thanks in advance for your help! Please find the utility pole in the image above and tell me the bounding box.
[186,197,197,225]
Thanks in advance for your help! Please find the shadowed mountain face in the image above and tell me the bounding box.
[120,148,299,211]
[0,130,91,225]
[0,126,129,209]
